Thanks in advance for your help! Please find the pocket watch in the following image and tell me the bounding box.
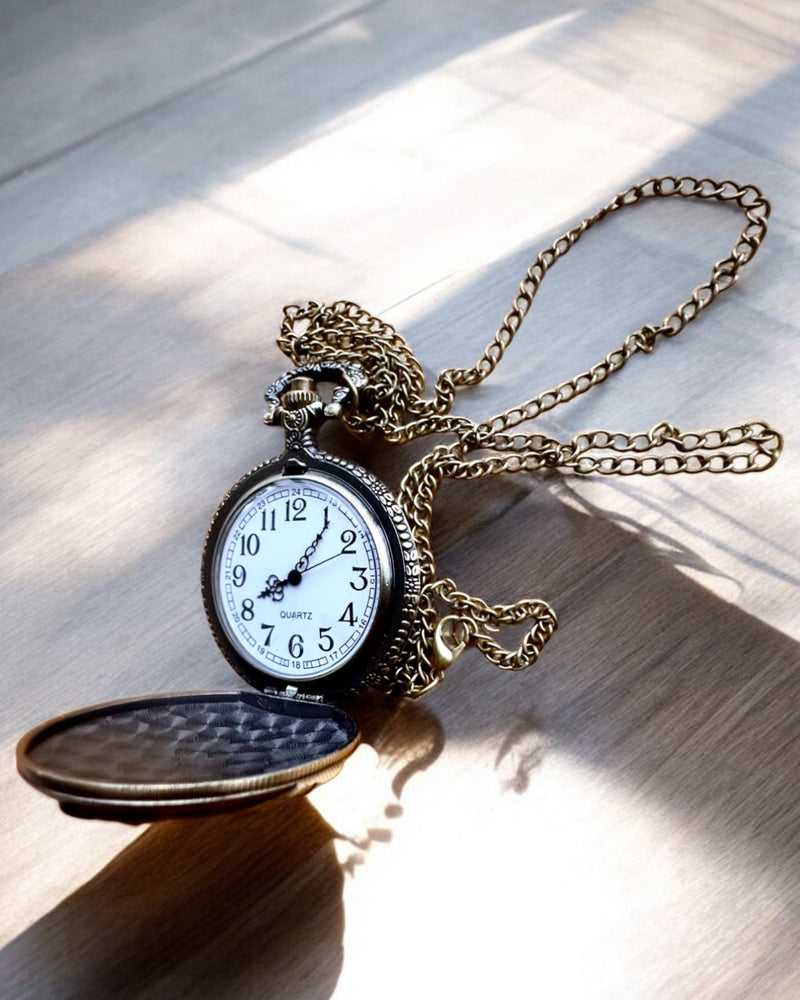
[17,175,782,823]
[201,363,420,697]
[16,365,420,822]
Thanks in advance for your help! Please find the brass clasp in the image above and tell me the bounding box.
[432,615,470,672]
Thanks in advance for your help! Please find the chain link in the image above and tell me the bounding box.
[278,175,782,696]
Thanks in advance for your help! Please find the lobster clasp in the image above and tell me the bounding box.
[432,615,470,672]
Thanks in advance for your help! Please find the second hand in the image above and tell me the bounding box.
[304,550,346,574]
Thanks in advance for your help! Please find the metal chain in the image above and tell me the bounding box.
[277,175,782,696]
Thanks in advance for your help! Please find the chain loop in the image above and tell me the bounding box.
[277,176,781,695]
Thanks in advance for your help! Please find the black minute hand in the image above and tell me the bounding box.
[292,505,330,574]
[258,506,330,600]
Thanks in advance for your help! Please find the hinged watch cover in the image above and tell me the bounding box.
[16,691,360,823]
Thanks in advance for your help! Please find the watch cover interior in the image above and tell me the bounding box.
[16,690,359,822]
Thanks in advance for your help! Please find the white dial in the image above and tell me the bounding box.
[212,473,387,681]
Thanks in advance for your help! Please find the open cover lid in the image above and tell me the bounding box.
[17,690,359,822]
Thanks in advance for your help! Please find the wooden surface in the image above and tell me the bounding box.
[2,1,799,997]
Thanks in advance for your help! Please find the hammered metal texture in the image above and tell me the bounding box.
[25,695,357,786]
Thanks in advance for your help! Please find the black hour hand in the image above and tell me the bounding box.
[258,574,286,601]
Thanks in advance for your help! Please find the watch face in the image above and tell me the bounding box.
[205,464,393,688]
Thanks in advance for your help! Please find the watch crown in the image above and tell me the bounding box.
[281,377,321,411]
